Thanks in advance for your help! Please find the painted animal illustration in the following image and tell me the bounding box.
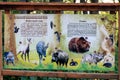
[50,21,56,29]
[68,37,90,53]
[50,21,54,29]
[17,38,31,62]
[14,26,19,33]
[54,31,61,42]
[69,59,78,66]
[4,51,15,65]
[100,25,114,55]
[51,49,69,67]
[103,61,112,68]
[109,34,114,45]
[36,41,49,64]
[103,53,114,68]
[82,51,104,65]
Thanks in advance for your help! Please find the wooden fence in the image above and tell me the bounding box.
[0,2,120,80]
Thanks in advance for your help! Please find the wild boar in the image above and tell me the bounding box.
[51,50,69,67]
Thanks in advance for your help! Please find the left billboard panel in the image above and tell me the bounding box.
[4,14,56,70]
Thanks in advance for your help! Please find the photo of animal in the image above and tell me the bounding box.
[17,38,31,62]
[51,49,69,67]
[103,53,114,68]
[14,26,19,33]
[50,21,56,29]
[36,41,49,64]
[4,51,15,66]
[54,31,61,42]
[100,25,114,55]
[68,37,91,53]
[81,51,104,65]
[14,23,19,33]
[69,59,78,66]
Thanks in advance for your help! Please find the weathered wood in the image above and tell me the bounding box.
[0,2,119,11]
[0,10,3,80]
[2,70,118,79]
[118,6,120,80]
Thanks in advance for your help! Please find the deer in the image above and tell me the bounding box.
[17,38,31,62]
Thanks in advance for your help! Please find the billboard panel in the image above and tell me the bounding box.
[3,14,117,72]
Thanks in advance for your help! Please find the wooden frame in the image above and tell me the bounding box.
[0,10,3,80]
[0,2,120,80]
[0,2,119,11]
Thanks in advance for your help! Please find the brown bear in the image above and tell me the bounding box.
[68,37,90,53]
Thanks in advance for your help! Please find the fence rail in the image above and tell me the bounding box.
[2,70,118,79]
[0,2,120,11]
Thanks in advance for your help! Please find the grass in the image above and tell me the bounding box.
[3,49,115,73]
[3,34,117,73]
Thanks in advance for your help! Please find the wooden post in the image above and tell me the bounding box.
[118,8,120,80]
[0,10,3,80]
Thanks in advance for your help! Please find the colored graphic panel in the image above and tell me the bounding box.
[3,14,117,72]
